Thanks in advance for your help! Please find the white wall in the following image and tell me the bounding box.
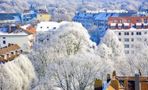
[112,29,148,55]
[0,35,31,52]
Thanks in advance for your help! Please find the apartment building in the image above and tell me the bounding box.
[108,16,148,54]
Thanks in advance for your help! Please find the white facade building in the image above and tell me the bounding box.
[36,22,60,32]
[108,16,148,55]
[0,24,36,52]
[111,29,148,54]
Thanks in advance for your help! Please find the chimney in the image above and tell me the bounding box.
[135,74,140,90]
[107,74,111,83]
[8,25,12,33]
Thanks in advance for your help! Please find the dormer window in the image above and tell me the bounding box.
[127,19,131,23]
[144,19,148,23]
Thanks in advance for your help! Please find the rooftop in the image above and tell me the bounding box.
[0,44,20,55]
[0,24,36,35]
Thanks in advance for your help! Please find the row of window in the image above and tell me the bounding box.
[119,38,147,42]
[112,19,148,23]
[118,31,147,36]
[40,26,57,29]
[125,50,135,54]
[119,38,134,42]
[124,44,135,48]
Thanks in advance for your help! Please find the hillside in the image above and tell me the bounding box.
[0,0,147,21]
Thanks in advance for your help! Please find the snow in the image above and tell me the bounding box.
[123,23,130,26]
[21,24,31,30]
[143,23,148,25]
[118,23,122,26]
[0,54,36,90]
[110,23,116,26]
[0,31,28,36]
[136,23,142,26]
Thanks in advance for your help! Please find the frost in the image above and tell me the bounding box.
[0,55,36,90]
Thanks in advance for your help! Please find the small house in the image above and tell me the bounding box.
[0,44,22,62]
[37,9,51,22]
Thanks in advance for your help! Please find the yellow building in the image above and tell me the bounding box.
[37,10,51,22]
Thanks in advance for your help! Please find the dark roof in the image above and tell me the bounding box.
[0,13,21,20]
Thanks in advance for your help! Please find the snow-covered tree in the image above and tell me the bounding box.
[0,55,36,90]
[97,30,130,75]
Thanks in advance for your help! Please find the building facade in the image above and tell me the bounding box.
[37,9,51,22]
[108,16,148,55]
[0,24,36,52]
[73,10,135,44]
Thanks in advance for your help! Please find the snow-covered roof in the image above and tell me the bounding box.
[0,24,36,36]
[118,23,122,26]
[21,24,31,30]
[0,31,28,36]
[36,21,60,32]
[136,23,142,26]
[110,23,116,26]
[143,23,148,25]
[123,23,130,26]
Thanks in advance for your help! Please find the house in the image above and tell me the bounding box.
[21,9,37,24]
[94,71,148,90]
[0,24,36,52]
[108,16,148,55]
[73,10,135,44]
[138,9,148,16]
[0,13,21,24]
[37,9,51,22]
[0,44,22,63]
[36,21,60,32]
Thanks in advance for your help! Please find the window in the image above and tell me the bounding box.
[137,19,141,22]
[131,44,134,48]
[40,26,42,29]
[136,32,141,35]
[124,44,129,48]
[124,38,129,42]
[119,32,121,35]
[119,38,121,41]
[53,27,56,29]
[119,20,122,23]
[144,19,147,23]
[3,37,5,39]
[47,27,49,29]
[144,31,147,34]
[11,52,14,55]
[131,50,134,54]
[131,32,134,35]
[124,32,129,35]
[125,50,129,54]
[137,38,142,41]
[3,40,6,44]
[131,38,134,42]
[127,19,131,23]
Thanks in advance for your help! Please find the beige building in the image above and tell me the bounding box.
[37,9,51,22]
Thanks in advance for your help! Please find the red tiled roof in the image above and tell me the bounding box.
[20,25,36,34]
[0,44,20,55]
[25,26,36,34]
[108,16,148,25]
